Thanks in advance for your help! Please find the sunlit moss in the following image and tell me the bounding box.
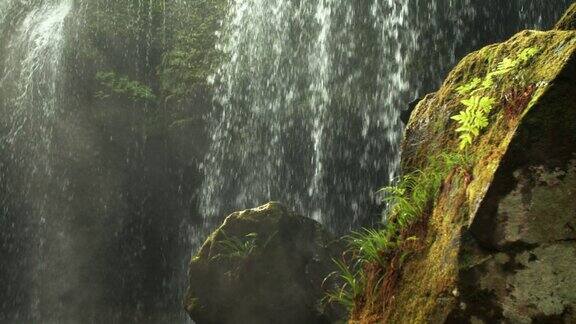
[351,27,576,323]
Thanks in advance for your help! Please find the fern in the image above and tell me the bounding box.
[327,152,472,310]
[518,47,539,62]
[492,57,518,76]
[451,96,496,150]
[479,75,494,90]
[451,47,540,150]
[456,77,482,95]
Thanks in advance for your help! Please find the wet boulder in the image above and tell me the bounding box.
[184,202,346,324]
[353,6,576,323]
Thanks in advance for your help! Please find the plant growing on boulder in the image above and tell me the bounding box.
[326,152,472,312]
[214,231,259,259]
[324,259,367,311]
[451,95,497,150]
[451,46,540,150]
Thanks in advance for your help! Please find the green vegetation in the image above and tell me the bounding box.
[350,27,576,322]
[326,152,471,311]
[383,152,472,224]
[347,228,395,266]
[451,96,496,150]
[212,232,259,260]
[452,46,540,149]
[329,45,542,313]
[324,259,367,311]
[159,0,227,103]
[96,71,157,103]
[212,230,278,260]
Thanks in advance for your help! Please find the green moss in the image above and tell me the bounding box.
[555,3,576,30]
[353,26,576,324]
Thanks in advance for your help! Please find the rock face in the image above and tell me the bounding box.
[184,202,345,324]
[353,6,576,324]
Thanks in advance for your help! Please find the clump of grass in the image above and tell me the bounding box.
[212,231,258,260]
[326,151,472,311]
[383,152,472,226]
[324,259,366,311]
[347,228,396,267]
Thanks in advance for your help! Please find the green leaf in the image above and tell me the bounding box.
[518,47,539,62]
[480,76,494,90]
[492,57,518,76]
[457,77,482,95]
[452,94,496,150]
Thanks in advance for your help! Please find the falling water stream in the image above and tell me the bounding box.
[0,0,571,322]
[200,0,572,234]
[0,0,74,321]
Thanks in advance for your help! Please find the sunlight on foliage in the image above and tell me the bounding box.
[492,57,519,76]
[451,96,496,150]
[452,46,540,150]
[347,228,395,267]
[329,45,541,312]
[518,47,540,62]
[382,152,471,224]
[456,77,482,95]
[326,152,472,311]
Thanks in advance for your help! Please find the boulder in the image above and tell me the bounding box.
[353,7,576,324]
[184,202,346,324]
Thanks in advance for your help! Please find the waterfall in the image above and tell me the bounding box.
[0,0,571,322]
[200,0,572,235]
[0,0,73,321]
[201,0,412,233]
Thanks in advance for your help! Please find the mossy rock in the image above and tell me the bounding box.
[353,7,576,324]
[555,3,576,30]
[184,202,346,324]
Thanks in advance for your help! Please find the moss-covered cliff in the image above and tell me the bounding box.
[352,4,576,323]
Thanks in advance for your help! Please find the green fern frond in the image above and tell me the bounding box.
[492,57,518,76]
[456,77,482,95]
[518,47,539,62]
[453,94,496,150]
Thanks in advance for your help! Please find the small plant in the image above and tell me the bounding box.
[324,259,366,311]
[503,84,536,120]
[492,57,518,76]
[518,47,539,62]
[456,77,482,95]
[326,152,472,310]
[347,228,395,267]
[451,95,496,150]
[96,71,157,102]
[452,46,540,150]
[383,152,470,223]
[214,231,259,259]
